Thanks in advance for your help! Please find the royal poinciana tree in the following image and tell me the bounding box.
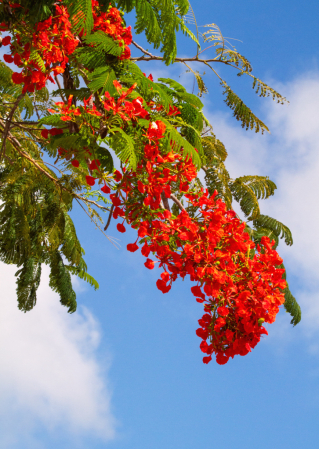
[0,0,301,364]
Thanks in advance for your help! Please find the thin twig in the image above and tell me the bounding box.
[1,92,24,160]
[104,203,114,231]
[161,192,170,211]
[170,194,185,211]
[54,75,67,103]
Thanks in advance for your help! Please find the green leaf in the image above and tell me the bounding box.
[253,214,293,246]
[108,128,137,170]
[88,67,117,95]
[83,31,123,56]
[222,82,269,134]
[96,146,114,173]
[69,0,94,35]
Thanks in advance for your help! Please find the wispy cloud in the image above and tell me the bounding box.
[0,263,116,448]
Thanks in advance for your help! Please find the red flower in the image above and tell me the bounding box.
[2,36,11,46]
[114,170,122,182]
[144,258,155,270]
[217,306,229,316]
[141,242,150,257]
[41,129,49,139]
[203,356,212,364]
[117,223,126,233]
[12,72,24,84]
[49,128,63,136]
[71,159,79,168]
[86,176,96,186]
[216,353,229,365]
[3,54,13,63]
[191,286,205,299]
[89,159,101,171]
[156,278,171,293]
[101,184,111,194]
[111,196,121,206]
[127,242,139,252]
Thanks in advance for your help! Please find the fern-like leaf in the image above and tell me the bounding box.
[69,0,94,35]
[108,127,137,170]
[88,66,117,95]
[253,214,293,246]
[222,82,269,134]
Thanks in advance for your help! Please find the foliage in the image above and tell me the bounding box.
[0,0,300,358]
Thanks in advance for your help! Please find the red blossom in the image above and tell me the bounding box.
[86,175,96,186]
[127,242,139,252]
[101,184,111,194]
[144,258,155,270]
[117,223,126,233]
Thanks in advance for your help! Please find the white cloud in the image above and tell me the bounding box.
[206,71,319,337]
[0,263,116,448]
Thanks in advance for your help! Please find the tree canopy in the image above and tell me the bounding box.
[0,0,301,364]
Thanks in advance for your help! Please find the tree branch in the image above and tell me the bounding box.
[161,192,170,211]
[170,194,185,211]
[0,92,24,160]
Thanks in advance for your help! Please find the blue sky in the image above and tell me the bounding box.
[1,1,319,448]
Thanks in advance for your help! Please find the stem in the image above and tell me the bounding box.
[0,92,25,161]
[170,194,185,212]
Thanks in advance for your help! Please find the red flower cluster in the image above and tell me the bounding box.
[1,0,131,93]
[1,1,286,365]
[101,120,286,365]
[2,2,78,92]
[92,1,132,60]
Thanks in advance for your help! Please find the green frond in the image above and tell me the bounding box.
[202,134,228,163]
[51,88,92,101]
[15,258,42,312]
[0,61,22,97]
[253,214,293,246]
[73,47,106,70]
[161,119,201,168]
[96,146,114,173]
[251,76,288,104]
[20,94,34,119]
[66,261,100,290]
[283,285,301,326]
[158,78,204,108]
[222,82,269,134]
[29,50,46,73]
[69,0,94,35]
[38,114,66,126]
[83,31,123,57]
[108,127,137,170]
[49,250,77,313]
[177,16,200,47]
[48,134,81,151]
[230,175,277,220]
[61,212,82,266]
[135,0,162,49]
[170,115,203,155]
[238,176,277,199]
[204,163,232,209]
[88,67,117,95]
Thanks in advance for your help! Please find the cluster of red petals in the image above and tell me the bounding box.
[102,120,286,365]
[1,1,287,364]
[2,2,78,92]
[91,1,132,60]
[2,0,131,93]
